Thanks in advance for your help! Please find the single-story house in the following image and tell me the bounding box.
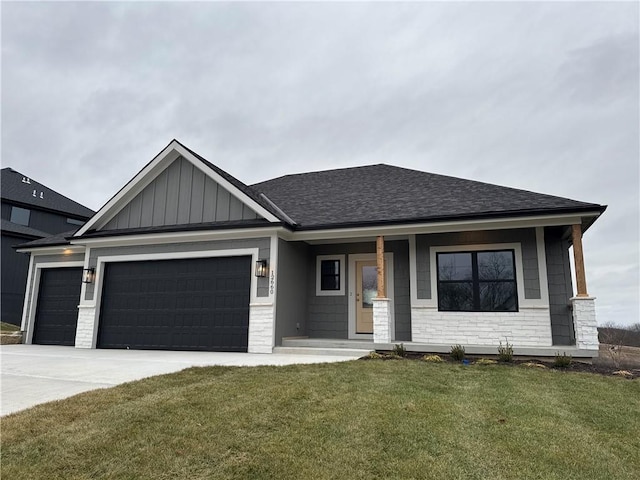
[17,140,605,357]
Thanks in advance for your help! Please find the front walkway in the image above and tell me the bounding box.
[0,344,362,416]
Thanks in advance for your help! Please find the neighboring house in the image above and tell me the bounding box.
[17,140,605,357]
[1,168,94,325]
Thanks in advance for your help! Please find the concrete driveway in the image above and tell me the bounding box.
[1,344,361,416]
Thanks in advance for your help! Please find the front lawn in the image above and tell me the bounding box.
[2,360,639,479]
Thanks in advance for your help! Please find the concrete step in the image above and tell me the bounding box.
[273,346,371,357]
[281,338,374,349]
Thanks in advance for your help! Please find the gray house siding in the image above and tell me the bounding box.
[274,239,309,345]
[101,156,260,231]
[306,240,411,340]
[545,227,576,345]
[84,238,270,302]
[416,228,540,300]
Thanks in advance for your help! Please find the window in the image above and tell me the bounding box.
[316,255,345,296]
[437,250,518,312]
[10,207,30,226]
[67,218,85,226]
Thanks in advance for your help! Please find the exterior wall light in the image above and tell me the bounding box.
[82,268,95,284]
[255,259,268,278]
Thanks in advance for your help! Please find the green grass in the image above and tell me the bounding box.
[2,361,639,480]
[0,321,20,332]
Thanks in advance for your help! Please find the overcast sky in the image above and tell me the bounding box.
[2,1,638,326]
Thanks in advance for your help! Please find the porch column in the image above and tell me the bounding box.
[571,224,588,297]
[373,236,392,344]
[570,224,598,351]
[376,235,385,298]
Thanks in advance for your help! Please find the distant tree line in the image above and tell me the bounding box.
[598,322,640,348]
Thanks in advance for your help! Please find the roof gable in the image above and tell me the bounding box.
[75,140,282,237]
[0,168,94,218]
[100,156,261,231]
[252,164,605,229]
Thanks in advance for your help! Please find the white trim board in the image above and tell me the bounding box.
[347,253,395,340]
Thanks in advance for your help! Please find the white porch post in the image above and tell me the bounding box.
[373,236,392,344]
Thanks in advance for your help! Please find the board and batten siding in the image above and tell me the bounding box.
[415,228,541,300]
[83,238,271,302]
[101,156,260,230]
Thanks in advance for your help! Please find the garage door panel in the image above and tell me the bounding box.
[98,256,251,352]
[32,267,82,346]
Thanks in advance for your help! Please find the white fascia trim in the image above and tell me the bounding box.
[347,253,394,340]
[24,261,85,344]
[283,213,598,242]
[75,141,280,237]
[423,243,547,309]
[75,146,181,236]
[70,226,286,248]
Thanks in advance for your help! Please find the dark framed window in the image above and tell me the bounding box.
[437,250,518,312]
[10,206,30,226]
[320,259,341,291]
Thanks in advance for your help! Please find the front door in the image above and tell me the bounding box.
[355,260,378,334]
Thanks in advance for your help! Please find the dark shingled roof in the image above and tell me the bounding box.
[1,167,95,218]
[1,219,49,239]
[15,230,78,249]
[252,164,605,229]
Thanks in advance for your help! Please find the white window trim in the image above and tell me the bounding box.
[347,253,395,340]
[428,243,525,311]
[24,261,85,345]
[315,254,346,296]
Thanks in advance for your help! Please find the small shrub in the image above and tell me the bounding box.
[422,354,444,363]
[365,351,383,360]
[450,344,465,361]
[554,352,572,368]
[497,341,514,363]
[475,358,498,366]
[392,343,407,358]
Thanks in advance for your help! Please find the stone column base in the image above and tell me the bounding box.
[571,296,598,349]
[373,298,392,344]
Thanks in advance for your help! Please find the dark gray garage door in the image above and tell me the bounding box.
[97,256,251,352]
[32,267,82,346]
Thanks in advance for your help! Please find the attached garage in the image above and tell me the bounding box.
[32,267,83,346]
[97,256,252,352]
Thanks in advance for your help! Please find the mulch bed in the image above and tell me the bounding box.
[365,351,640,380]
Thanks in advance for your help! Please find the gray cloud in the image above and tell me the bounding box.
[2,1,638,325]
